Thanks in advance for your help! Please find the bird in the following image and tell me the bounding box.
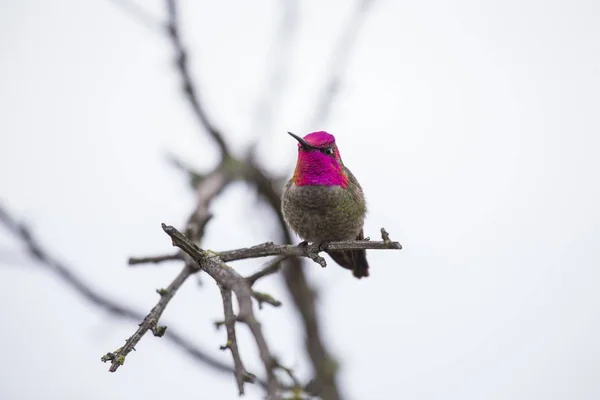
[281,131,369,278]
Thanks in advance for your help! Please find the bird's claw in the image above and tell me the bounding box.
[317,241,331,252]
[298,241,309,253]
[296,240,328,268]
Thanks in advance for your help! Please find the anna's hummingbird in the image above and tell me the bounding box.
[281,131,369,278]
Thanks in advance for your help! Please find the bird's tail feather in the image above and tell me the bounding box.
[326,230,369,279]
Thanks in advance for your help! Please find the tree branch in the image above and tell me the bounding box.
[102,264,194,372]
[0,204,235,375]
[115,2,384,399]
[6,1,393,398]
[162,223,281,398]
[165,0,231,158]
[217,233,401,267]
[128,251,183,266]
[246,255,289,286]
[219,285,256,394]
[184,164,232,242]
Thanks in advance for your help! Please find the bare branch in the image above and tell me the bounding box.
[162,223,280,397]
[128,252,182,266]
[101,2,384,399]
[102,264,194,372]
[217,234,401,266]
[246,255,289,286]
[165,0,231,158]
[101,158,238,373]
[219,285,256,394]
[184,164,232,242]
[126,232,401,272]
[273,358,301,390]
[0,204,234,375]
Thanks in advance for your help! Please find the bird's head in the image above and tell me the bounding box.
[288,131,349,188]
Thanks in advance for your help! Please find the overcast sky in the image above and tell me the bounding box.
[1,0,599,399]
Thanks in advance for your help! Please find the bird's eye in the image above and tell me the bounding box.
[323,147,334,156]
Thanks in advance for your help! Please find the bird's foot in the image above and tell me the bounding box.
[297,241,328,268]
[317,241,331,252]
[297,241,309,253]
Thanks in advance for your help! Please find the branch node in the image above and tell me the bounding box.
[252,290,282,308]
[380,227,391,246]
[219,340,232,351]
[243,371,257,383]
[101,352,115,363]
[307,252,327,268]
[214,320,225,330]
[151,324,168,337]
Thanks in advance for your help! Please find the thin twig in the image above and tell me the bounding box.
[219,285,256,394]
[179,162,233,281]
[128,252,182,265]
[273,358,301,389]
[184,165,231,242]
[165,0,230,158]
[103,264,195,372]
[246,255,290,286]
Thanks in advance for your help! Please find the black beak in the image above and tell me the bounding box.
[287,132,316,150]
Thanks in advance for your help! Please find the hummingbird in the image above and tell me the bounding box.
[281,131,369,278]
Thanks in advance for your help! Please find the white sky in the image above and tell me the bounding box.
[1,0,599,399]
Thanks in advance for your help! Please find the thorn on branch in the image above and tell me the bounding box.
[220,340,232,351]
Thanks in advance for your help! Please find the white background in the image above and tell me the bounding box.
[1,0,599,399]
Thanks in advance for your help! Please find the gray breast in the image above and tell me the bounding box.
[281,183,365,243]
